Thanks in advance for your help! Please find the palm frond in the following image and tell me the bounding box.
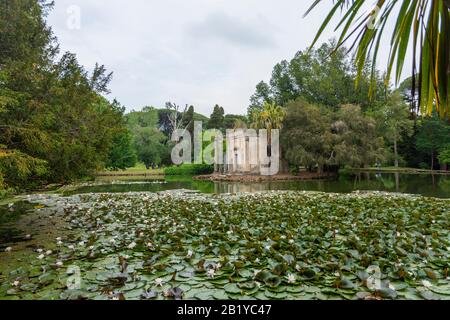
[306,0,450,119]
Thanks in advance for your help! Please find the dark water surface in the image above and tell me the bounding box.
[68,173,450,198]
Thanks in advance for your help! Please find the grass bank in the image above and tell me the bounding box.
[97,163,164,177]
[344,167,450,175]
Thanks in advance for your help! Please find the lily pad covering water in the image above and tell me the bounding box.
[0,191,449,300]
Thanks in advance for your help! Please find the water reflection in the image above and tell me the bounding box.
[0,201,36,248]
[67,173,450,198]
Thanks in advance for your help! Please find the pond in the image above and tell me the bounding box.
[1,173,449,300]
[1,191,449,300]
[68,173,450,199]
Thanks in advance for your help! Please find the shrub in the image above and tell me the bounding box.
[0,149,48,190]
[164,164,214,176]
[0,170,4,190]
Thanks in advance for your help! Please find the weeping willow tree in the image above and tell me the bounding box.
[306,0,450,119]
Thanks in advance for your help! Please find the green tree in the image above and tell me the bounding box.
[248,81,272,118]
[251,101,286,160]
[270,60,297,106]
[207,105,225,130]
[416,115,450,170]
[438,145,450,168]
[126,107,159,129]
[106,130,137,170]
[332,105,386,168]
[250,101,286,133]
[282,99,333,173]
[224,114,248,130]
[376,92,414,167]
[183,105,195,137]
[133,127,169,169]
[248,40,386,115]
[0,1,126,189]
[307,0,450,119]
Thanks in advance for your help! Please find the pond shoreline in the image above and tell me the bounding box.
[346,168,450,175]
[193,172,336,182]
[97,172,165,177]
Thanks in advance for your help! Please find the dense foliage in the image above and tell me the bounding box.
[0,0,127,190]
[249,41,450,173]
[248,40,386,117]
[281,99,384,173]
[164,164,214,176]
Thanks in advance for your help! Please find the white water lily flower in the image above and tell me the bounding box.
[138,232,144,237]
[37,254,45,260]
[146,242,153,248]
[422,280,432,288]
[25,234,32,240]
[128,242,137,249]
[89,246,94,250]
[110,239,116,244]
[45,250,52,256]
[78,241,85,247]
[287,274,296,284]
[295,264,301,272]
[68,245,75,250]
[12,281,20,287]
[37,248,43,253]
[187,250,193,258]
[56,237,62,242]
[207,269,216,279]
[8,203,14,208]
[4,247,12,253]
[215,263,222,270]
[255,258,260,264]
[155,278,164,287]
[281,235,286,240]
[289,239,295,244]
[264,245,271,251]
[56,261,64,268]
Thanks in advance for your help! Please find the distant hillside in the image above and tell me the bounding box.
[125,107,209,135]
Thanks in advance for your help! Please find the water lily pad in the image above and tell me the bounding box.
[224,283,241,294]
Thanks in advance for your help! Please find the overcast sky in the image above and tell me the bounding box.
[47,0,408,116]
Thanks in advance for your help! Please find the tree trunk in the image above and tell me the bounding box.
[393,135,399,168]
[431,150,434,171]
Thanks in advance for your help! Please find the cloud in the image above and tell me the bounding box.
[45,0,407,116]
[187,12,276,49]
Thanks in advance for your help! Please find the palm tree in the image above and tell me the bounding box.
[251,101,286,134]
[305,0,450,119]
[233,119,248,130]
[251,102,286,158]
